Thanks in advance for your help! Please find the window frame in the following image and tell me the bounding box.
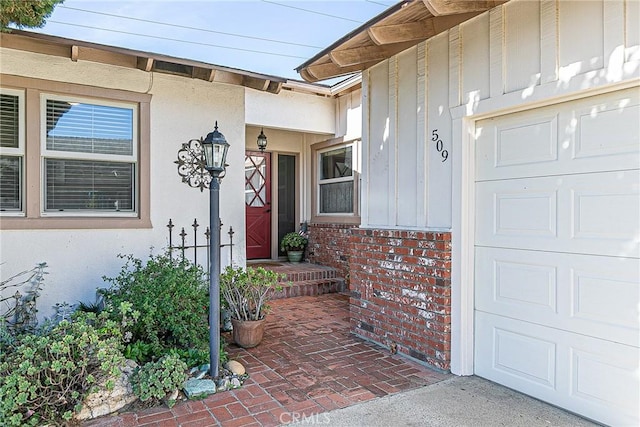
[0,74,151,230]
[0,87,25,216]
[311,137,360,224]
[40,93,138,217]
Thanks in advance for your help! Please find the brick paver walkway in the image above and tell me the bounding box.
[85,293,449,426]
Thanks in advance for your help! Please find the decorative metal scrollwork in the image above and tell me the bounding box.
[175,138,211,191]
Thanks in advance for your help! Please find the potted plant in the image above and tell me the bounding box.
[280,231,308,263]
[220,265,282,348]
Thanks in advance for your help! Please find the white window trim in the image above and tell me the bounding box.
[0,87,25,216]
[317,142,357,216]
[39,93,139,217]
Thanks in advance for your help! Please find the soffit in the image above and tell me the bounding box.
[296,0,508,83]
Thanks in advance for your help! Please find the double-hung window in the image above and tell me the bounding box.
[312,138,360,223]
[0,89,24,214]
[0,75,150,229]
[42,95,137,214]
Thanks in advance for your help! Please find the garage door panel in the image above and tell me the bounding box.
[476,87,640,181]
[475,312,640,427]
[476,247,640,346]
[475,87,640,427]
[575,102,640,159]
[476,170,640,257]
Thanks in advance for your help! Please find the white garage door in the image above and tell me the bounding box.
[474,87,640,426]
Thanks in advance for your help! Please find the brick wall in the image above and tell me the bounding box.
[348,229,452,371]
[306,223,357,287]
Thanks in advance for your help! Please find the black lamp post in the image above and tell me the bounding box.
[201,121,230,379]
[257,128,268,152]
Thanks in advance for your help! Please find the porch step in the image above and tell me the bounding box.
[272,278,346,300]
[247,261,345,299]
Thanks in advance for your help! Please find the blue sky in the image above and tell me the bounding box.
[25,0,396,82]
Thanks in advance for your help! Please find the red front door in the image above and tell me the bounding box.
[245,151,271,259]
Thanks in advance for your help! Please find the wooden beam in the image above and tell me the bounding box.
[212,70,243,85]
[71,45,79,62]
[423,0,505,16]
[266,81,283,94]
[368,20,434,45]
[329,42,417,67]
[242,76,270,91]
[305,61,377,82]
[136,57,154,72]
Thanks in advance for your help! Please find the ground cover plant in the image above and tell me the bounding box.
[0,254,230,424]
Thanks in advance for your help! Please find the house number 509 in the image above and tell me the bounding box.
[431,129,449,162]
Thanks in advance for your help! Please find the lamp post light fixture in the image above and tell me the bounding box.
[201,121,229,379]
[256,128,268,152]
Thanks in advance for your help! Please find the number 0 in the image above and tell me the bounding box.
[436,140,443,152]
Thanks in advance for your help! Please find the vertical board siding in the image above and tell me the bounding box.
[504,0,541,92]
[367,62,391,226]
[626,0,640,62]
[559,0,604,76]
[461,13,491,103]
[427,33,453,229]
[397,47,419,228]
[362,0,635,231]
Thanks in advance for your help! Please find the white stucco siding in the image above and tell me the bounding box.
[245,88,335,134]
[0,48,244,319]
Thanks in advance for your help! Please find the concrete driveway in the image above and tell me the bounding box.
[292,376,598,427]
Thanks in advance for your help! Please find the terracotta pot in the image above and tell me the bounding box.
[231,317,266,348]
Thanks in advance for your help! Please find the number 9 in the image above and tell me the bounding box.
[441,150,448,162]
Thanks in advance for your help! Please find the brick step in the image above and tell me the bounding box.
[271,278,346,300]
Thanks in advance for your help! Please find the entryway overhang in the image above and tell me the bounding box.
[296,0,508,83]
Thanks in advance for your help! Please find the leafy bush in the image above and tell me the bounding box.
[130,354,187,403]
[0,308,127,426]
[220,266,283,321]
[102,252,209,361]
[280,231,308,252]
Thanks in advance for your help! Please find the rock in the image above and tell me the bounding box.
[216,377,231,392]
[195,370,207,380]
[75,359,139,421]
[224,360,245,375]
[199,364,210,372]
[230,377,242,389]
[183,379,216,399]
[164,389,179,408]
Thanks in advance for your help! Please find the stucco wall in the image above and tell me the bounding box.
[0,47,336,319]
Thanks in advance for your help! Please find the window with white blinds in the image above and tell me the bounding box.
[0,91,23,212]
[42,96,136,213]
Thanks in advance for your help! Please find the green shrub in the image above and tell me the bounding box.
[102,252,209,361]
[0,308,126,426]
[169,336,229,368]
[130,354,187,403]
